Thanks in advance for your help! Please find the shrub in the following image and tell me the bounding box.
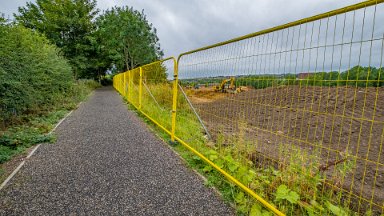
[0,24,73,127]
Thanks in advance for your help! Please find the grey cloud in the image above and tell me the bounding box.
[1,0,377,61]
[100,0,363,57]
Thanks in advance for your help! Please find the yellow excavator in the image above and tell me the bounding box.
[214,77,242,93]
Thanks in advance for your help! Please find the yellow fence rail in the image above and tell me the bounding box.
[114,1,384,215]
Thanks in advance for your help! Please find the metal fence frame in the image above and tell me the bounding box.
[114,1,384,215]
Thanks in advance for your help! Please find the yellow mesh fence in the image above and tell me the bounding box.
[114,1,384,215]
[114,58,177,134]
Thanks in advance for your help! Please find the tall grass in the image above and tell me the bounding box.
[124,82,360,215]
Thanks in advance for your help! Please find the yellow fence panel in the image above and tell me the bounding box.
[114,1,384,215]
[176,1,384,215]
[113,58,178,136]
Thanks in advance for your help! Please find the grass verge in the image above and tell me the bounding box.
[0,80,100,182]
[117,82,362,216]
[123,101,257,215]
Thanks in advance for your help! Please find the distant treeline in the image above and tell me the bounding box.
[181,66,383,89]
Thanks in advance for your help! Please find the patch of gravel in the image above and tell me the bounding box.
[0,87,234,216]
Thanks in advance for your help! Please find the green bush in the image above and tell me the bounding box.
[0,24,73,126]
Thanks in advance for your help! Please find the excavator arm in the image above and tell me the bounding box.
[214,77,237,92]
[219,78,232,90]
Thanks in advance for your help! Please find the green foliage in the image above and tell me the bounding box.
[0,24,73,126]
[306,66,384,87]
[0,124,56,163]
[0,145,21,164]
[250,203,273,216]
[0,11,100,165]
[204,136,355,215]
[14,1,164,78]
[326,201,348,216]
[142,63,168,83]
[15,0,99,79]
[0,128,55,149]
[0,80,99,164]
[275,184,300,204]
[96,6,163,71]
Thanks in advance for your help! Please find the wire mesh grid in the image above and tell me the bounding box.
[177,2,384,215]
[114,59,176,133]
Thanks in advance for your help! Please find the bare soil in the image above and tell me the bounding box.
[188,85,384,214]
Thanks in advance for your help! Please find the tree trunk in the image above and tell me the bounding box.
[124,46,130,70]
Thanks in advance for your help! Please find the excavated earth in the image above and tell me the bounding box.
[190,85,384,214]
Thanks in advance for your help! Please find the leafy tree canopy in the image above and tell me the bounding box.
[96,6,164,72]
[14,2,164,79]
[15,0,99,79]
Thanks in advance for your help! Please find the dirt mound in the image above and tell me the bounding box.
[187,87,227,103]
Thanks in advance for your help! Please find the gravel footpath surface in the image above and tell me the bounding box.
[0,87,233,216]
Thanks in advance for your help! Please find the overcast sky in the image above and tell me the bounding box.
[1,0,365,58]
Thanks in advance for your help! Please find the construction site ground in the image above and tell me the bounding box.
[187,85,384,211]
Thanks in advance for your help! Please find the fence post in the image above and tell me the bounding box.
[121,75,123,95]
[127,71,131,102]
[123,73,126,96]
[139,67,143,109]
[171,59,178,142]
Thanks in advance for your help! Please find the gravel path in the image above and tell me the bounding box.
[0,87,233,215]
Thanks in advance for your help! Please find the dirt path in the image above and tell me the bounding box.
[0,87,233,215]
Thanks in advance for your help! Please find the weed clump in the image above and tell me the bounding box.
[201,122,356,215]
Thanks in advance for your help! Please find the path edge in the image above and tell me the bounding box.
[0,104,79,191]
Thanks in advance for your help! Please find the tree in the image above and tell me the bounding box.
[96,6,163,72]
[15,0,99,79]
